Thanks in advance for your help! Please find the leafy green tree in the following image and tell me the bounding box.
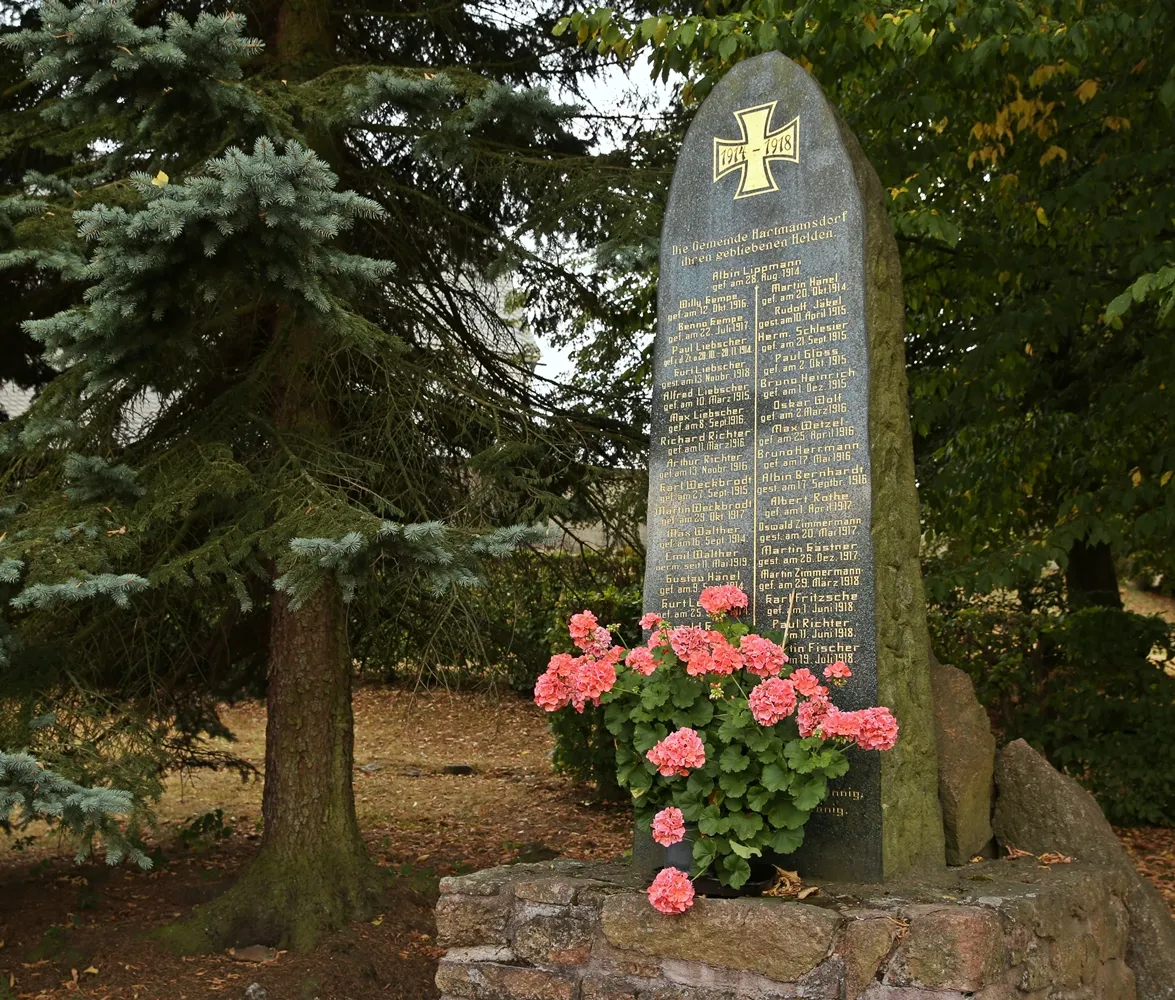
[0,0,635,950]
[557,0,1175,607]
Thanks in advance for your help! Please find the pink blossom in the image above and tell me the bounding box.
[668,626,710,661]
[707,635,744,675]
[647,867,695,914]
[651,806,686,847]
[639,612,663,631]
[855,707,900,751]
[570,656,617,712]
[533,670,570,712]
[646,728,706,777]
[698,584,749,617]
[569,610,600,650]
[788,668,822,698]
[823,660,852,681]
[626,646,657,676]
[739,634,788,677]
[685,650,714,677]
[748,677,798,726]
[797,693,832,738]
[599,645,626,668]
[820,707,861,740]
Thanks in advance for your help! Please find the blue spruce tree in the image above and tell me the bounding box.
[0,0,633,950]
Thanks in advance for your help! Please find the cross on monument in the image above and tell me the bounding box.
[712,100,799,199]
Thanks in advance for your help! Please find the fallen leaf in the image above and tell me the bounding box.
[797,886,820,900]
[1039,852,1074,865]
[763,867,804,897]
[969,856,984,863]
[228,945,278,964]
[84,967,99,975]
[1004,845,1034,859]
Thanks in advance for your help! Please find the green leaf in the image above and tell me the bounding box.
[791,775,828,811]
[770,827,805,854]
[640,677,670,711]
[721,852,752,888]
[729,811,764,841]
[768,799,808,830]
[728,838,761,859]
[692,835,718,876]
[718,33,737,63]
[718,771,750,797]
[761,762,792,792]
[697,804,722,836]
[687,699,715,728]
[746,784,771,812]
[669,672,699,709]
[719,745,750,773]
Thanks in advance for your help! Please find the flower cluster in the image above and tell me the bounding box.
[748,676,798,726]
[651,806,686,847]
[698,585,748,617]
[646,727,706,776]
[533,610,625,713]
[740,633,788,677]
[647,867,695,914]
[537,584,904,917]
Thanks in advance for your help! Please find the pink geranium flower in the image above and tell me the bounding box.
[639,612,663,631]
[626,646,657,676]
[651,806,686,847]
[855,707,900,751]
[788,668,822,698]
[797,692,832,738]
[647,867,695,914]
[685,648,714,676]
[668,625,711,661]
[568,610,599,647]
[570,656,617,712]
[698,584,748,617]
[820,707,861,740]
[646,728,706,777]
[748,677,798,726]
[739,634,788,677]
[533,670,570,712]
[823,660,852,681]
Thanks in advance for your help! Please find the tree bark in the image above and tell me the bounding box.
[1065,538,1123,610]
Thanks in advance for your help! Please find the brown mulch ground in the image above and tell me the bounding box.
[1,684,1172,1000]
[0,688,630,1000]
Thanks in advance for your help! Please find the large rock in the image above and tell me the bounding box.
[929,653,995,864]
[993,738,1175,1000]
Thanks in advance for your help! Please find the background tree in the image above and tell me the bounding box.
[556,0,1175,608]
[0,0,640,950]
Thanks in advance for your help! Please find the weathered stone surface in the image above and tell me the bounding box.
[513,878,586,905]
[837,913,903,999]
[600,894,840,982]
[993,738,1175,999]
[435,893,510,948]
[885,905,1003,991]
[511,904,593,966]
[435,961,577,1000]
[929,653,995,864]
[861,988,968,1000]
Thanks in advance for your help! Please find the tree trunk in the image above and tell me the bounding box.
[1065,539,1123,610]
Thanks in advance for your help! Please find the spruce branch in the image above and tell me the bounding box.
[0,751,149,868]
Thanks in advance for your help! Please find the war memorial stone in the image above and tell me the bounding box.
[643,52,945,882]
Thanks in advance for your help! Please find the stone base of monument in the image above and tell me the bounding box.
[434,858,1139,1000]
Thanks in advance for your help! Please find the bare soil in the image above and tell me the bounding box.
[1,682,1172,1000]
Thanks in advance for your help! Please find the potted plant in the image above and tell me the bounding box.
[533,584,899,914]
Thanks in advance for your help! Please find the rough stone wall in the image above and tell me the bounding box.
[435,859,1137,1000]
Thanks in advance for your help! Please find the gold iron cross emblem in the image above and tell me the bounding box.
[713,101,799,199]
